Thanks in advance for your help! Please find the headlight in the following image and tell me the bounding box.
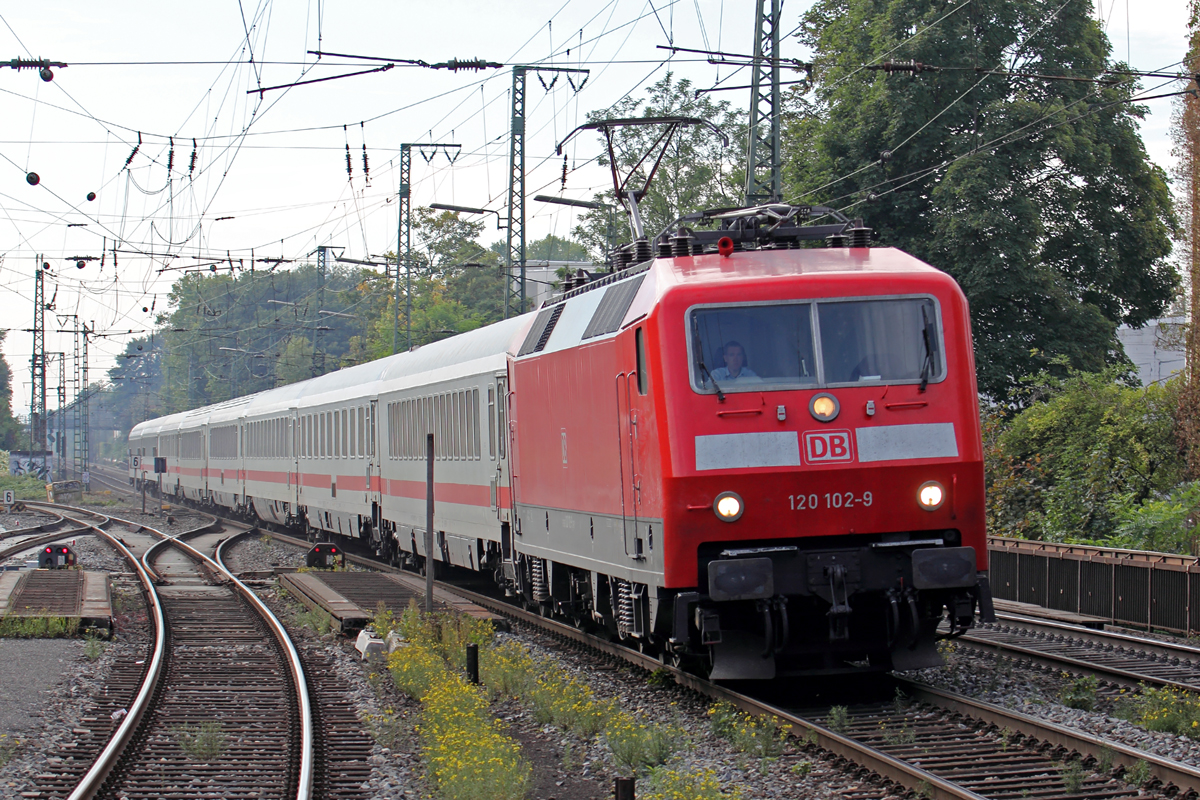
[809,393,840,422]
[917,481,944,511]
[713,491,744,522]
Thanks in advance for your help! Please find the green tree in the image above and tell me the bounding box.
[275,335,316,387]
[986,369,1185,542]
[525,234,590,262]
[789,0,1178,401]
[0,331,22,448]
[572,73,743,260]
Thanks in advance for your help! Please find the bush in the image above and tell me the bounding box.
[985,370,1186,543]
[605,711,684,775]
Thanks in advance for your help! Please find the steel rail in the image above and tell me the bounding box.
[0,525,92,561]
[0,509,67,540]
[149,523,315,800]
[992,611,1200,661]
[34,506,169,800]
[898,679,1200,797]
[960,621,1200,693]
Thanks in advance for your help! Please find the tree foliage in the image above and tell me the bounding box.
[985,369,1186,544]
[789,0,1178,401]
[0,331,23,449]
[572,74,744,260]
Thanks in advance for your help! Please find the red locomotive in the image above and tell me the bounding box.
[507,219,992,677]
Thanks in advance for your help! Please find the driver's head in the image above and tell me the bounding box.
[722,341,746,375]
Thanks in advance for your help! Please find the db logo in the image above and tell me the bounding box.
[804,430,854,463]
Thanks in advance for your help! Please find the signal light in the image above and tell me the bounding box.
[330,547,337,554]
[45,547,52,553]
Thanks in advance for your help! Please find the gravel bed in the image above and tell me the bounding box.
[904,643,1200,766]
[0,534,150,799]
[223,533,310,573]
[254,582,900,800]
[0,510,59,534]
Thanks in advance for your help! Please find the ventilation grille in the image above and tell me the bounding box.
[517,304,566,356]
[582,275,646,340]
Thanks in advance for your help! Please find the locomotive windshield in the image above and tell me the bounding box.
[690,296,943,393]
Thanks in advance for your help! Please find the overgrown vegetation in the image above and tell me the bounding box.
[985,368,1196,550]
[0,472,51,501]
[1116,684,1200,738]
[0,733,21,767]
[0,613,80,638]
[384,602,743,799]
[172,721,228,761]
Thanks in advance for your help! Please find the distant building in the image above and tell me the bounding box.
[523,261,599,309]
[1117,317,1186,386]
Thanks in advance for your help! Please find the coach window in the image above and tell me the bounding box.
[451,392,460,459]
[497,379,507,459]
[317,414,324,458]
[488,386,496,460]
[326,411,333,458]
[341,408,349,458]
[335,410,342,458]
[358,406,365,458]
[635,327,649,395]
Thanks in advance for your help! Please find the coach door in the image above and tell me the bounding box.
[289,409,300,507]
[368,400,382,529]
[615,371,643,559]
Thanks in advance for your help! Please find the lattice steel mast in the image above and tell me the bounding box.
[504,65,589,318]
[744,0,782,205]
[28,259,46,454]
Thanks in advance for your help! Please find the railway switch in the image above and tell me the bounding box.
[39,545,76,569]
[307,543,341,569]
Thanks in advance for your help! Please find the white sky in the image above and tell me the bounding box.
[0,0,1190,411]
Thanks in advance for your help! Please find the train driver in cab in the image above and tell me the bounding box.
[711,340,760,383]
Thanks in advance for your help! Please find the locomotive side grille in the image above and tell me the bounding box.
[518,305,565,356]
[582,275,646,340]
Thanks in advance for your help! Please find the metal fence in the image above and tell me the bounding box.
[988,536,1200,634]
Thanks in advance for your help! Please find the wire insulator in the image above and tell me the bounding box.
[362,144,370,184]
[189,138,198,175]
[345,143,353,179]
[167,137,175,173]
[123,132,142,170]
[561,154,568,190]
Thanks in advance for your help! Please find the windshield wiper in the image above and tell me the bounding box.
[919,305,935,392]
[692,318,726,402]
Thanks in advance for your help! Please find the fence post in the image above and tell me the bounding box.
[614,776,634,799]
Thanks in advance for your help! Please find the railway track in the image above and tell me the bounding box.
[19,503,314,800]
[256,530,1187,800]
[961,613,1200,692]
[83,497,1200,797]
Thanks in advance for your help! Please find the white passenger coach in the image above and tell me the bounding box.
[128,316,528,570]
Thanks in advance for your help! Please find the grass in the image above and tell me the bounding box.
[1115,683,1200,737]
[0,733,21,766]
[83,634,107,660]
[641,767,742,800]
[825,705,851,734]
[294,606,335,636]
[707,701,790,758]
[172,722,227,761]
[0,613,80,638]
[1059,673,1098,711]
[363,707,409,749]
[0,473,51,501]
[385,600,740,797]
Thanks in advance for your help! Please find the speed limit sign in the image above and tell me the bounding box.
[3,490,14,506]
[132,455,141,469]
